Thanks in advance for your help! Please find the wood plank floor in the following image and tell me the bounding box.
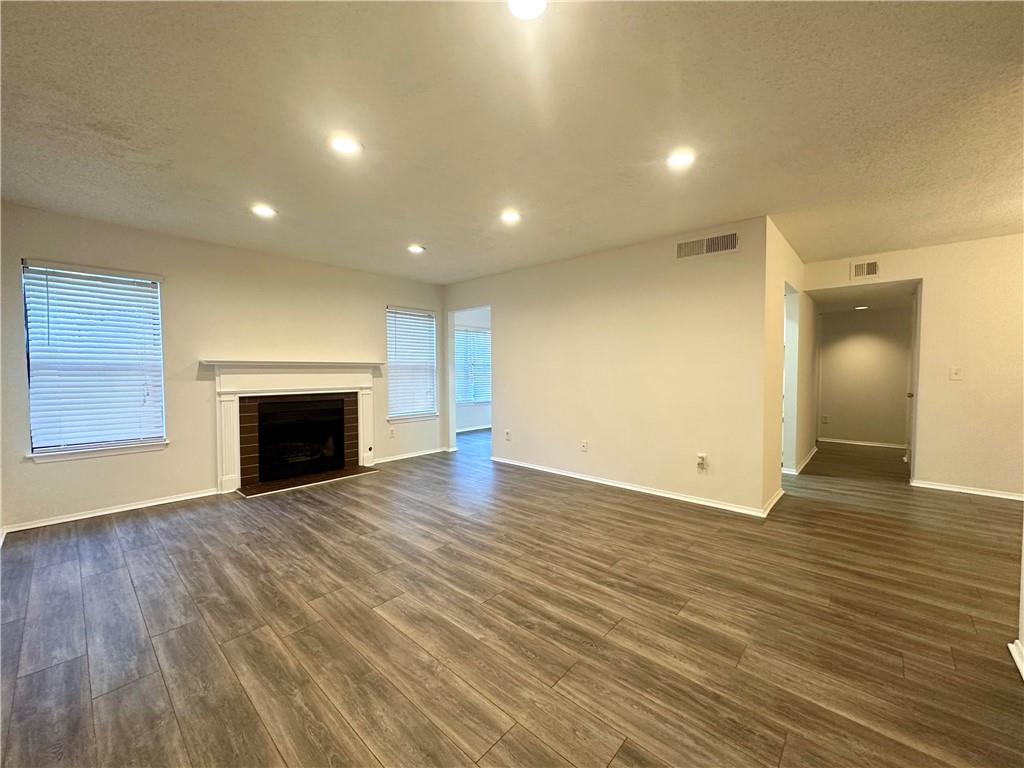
[1,432,1021,767]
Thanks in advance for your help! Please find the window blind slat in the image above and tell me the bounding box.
[454,327,492,405]
[386,308,437,419]
[23,264,167,452]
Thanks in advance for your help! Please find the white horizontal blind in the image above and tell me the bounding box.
[386,307,437,419]
[454,327,492,404]
[22,263,166,453]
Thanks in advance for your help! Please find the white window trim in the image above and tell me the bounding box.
[22,261,168,455]
[28,439,170,463]
[386,413,439,424]
[22,258,164,283]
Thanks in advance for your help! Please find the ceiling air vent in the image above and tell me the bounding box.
[850,260,880,280]
[677,232,739,259]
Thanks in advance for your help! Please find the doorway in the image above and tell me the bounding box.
[805,280,921,482]
[781,283,800,473]
[447,306,492,453]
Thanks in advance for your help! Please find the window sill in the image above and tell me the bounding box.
[387,413,439,424]
[455,401,492,406]
[28,440,170,464]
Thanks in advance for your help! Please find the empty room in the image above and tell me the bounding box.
[0,2,1022,767]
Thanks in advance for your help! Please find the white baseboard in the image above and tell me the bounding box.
[762,487,785,515]
[817,438,906,449]
[490,457,769,518]
[1,487,221,534]
[456,425,492,433]
[782,446,818,476]
[445,447,458,453]
[1009,640,1024,681]
[909,479,1024,502]
[375,447,448,464]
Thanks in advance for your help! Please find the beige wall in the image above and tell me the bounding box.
[818,308,914,446]
[446,217,774,514]
[455,403,491,432]
[804,234,1023,496]
[1,204,446,528]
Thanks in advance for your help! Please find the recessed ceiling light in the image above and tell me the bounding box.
[854,306,869,310]
[666,147,697,171]
[250,203,276,219]
[508,0,546,20]
[329,134,363,156]
[407,244,426,255]
[500,208,522,225]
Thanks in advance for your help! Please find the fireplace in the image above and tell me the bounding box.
[258,398,345,481]
[203,359,381,494]
[238,392,369,495]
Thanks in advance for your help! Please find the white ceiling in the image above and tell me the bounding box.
[2,2,1021,285]
[807,280,919,314]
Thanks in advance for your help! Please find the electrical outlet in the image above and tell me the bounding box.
[580,440,588,452]
[821,414,829,424]
[389,426,396,438]
[504,429,512,441]
[696,453,708,471]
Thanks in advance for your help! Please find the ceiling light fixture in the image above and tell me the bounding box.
[407,244,426,255]
[854,305,869,310]
[500,208,522,225]
[666,147,697,171]
[329,134,363,156]
[250,203,277,219]
[508,0,546,20]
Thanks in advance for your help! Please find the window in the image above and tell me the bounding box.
[22,262,166,454]
[386,306,437,419]
[454,326,492,404]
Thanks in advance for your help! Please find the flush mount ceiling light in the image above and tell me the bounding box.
[250,203,277,219]
[508,0,546,20]
[407,244,426,255]
[500,208,522,225]
[666,147,697,171]
[854,305,869,310]
[329,133,363,156]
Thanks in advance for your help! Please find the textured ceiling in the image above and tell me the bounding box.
[808,280,919,313]
[2,2,1021,284]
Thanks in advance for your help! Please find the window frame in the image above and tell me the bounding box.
[385,305,439,422]
[21,260,168,461]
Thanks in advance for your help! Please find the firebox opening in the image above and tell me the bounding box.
[258,398,345,482]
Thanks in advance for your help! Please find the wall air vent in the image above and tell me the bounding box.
[677,232,739,259]
[850,260,880,280]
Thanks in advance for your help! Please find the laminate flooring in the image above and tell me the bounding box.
[1,432,1021,767]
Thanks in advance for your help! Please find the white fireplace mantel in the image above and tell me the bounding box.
[202,359,383,492]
